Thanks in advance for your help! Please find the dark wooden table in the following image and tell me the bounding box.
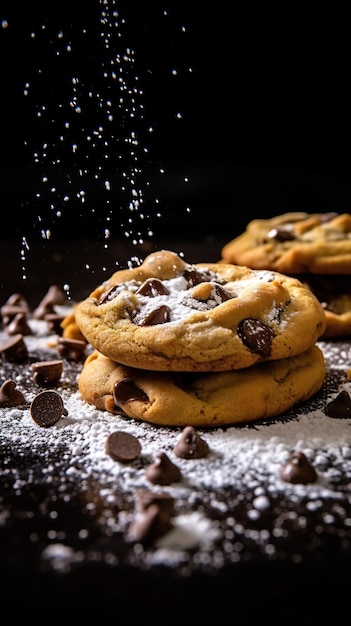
[1,237,351,624]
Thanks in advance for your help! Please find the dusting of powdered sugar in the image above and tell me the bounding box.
[1,321,351,574]
[100,268,290,324]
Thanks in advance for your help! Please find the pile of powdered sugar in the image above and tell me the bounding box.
[1,317,351,573]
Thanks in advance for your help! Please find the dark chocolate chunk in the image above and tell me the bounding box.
[173,425,209,459]
[136,278,169,296]
[105,431,142,463]
[280,451,317,484]
[32,360,63,387]
[98,285,120,305]
[57,337,86,361]
[213,282,232,302]
[145,451,182,485]
[183,268,205,287]
[237,318,274,357]
[30,390,65,427]
[113,379,149,407]
[0,334,28,363]
[325,390,351,418]
[136,305,170,326]
[0,379,26,407]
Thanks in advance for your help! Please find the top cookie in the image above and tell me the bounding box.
[75,250,326,372]
[221,212,351,274]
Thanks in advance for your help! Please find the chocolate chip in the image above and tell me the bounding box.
[32,360,63,387]
[145,451,182,485]
[129,502,173,545]
[325,390,351,418]
[57,337,86,361]
[135,304,171,326]
[105,431,142,463]
[183,268,213,289]
[113,379,149,407]
[3,293,30,311]
[131,489,176,545]
[30,390,66,427]
[183,268,207,287]
[136,278,169,296]
[5,312,32,336]
[237,318,274,357]
[1,304,30,327]
[0,334,28,363]
[0,379,26,407]
[32,301,56,320]
[267,227,295,242]
[280,451,317,484]
[44,285,68,305]
[135,488,175,517]
[213,282,232,302]
[36,284,67,307]
[173,425,209,459]
[32,285,67,320]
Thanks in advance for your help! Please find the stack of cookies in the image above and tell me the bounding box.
[221,212,351,339]
[75,249,327,427]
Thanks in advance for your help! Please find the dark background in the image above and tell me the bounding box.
[1,8,351,618]
[1,1,351,299]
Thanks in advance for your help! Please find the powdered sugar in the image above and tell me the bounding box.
[1,321,351,574]
[99,267,290,324]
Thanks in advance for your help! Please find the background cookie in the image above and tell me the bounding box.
[75,250,326,371]
[221,212,351,338]
[221,212,351,274]
[78,346,326,427]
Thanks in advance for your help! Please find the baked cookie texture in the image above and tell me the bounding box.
[75,250,326,372]
[221,212,351,273]
[221,212,351,338]
[78,346,326,427]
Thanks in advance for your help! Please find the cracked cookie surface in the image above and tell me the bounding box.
[75,250,326,371]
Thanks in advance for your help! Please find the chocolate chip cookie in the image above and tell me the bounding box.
[221,212,351,338]
[75,250,326,371]
[78,346,326,427]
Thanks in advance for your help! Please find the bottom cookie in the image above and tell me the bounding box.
[78,346,326,427]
